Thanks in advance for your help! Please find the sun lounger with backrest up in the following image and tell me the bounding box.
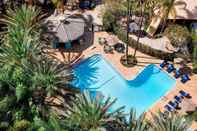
[174,95,182,103]
[179,90,191,98]
[181,74,190,83]
[167,64,175,73]
[168,101,178,109]
[164,104,174,112]
[174,68,181,78]
[160,60,168,68]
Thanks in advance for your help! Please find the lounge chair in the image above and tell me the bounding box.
[164,104,174,112]
[168,101,178,109]
[179,90,191,98]
[167,64,175,73]
[181,74,190,83]
[174,68,181,78]
[160,60,168,68]
[174,95,182,103]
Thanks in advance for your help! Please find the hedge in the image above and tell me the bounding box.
[128,38,171,59]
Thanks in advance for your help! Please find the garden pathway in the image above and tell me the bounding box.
[129,34,177,53]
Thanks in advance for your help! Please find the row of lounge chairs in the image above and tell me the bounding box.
[160,60,190,83]
[164,90,191,112]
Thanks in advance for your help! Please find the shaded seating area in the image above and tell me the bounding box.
[46,14,86,50]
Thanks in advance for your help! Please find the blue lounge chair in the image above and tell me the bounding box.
[174,68,181,78]
[167,64,175,73]
[174,95,182,103]
[160,60,168,68]
[179,90,191,98]
[181,74,190,83]
[164,104,174,112]
[168,101,178,109]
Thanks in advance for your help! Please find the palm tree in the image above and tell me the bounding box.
[64,91,125,130]
[28,56,74,97]
[1,5,42,34]
[0,28,41,67]
[160,0,176,33]
[150,111,192,131]
[125,109,150,131]
[0,5,43,67]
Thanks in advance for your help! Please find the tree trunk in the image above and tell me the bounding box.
[160,8,169,34]
[126,0,131,63]
[133,0,144,58]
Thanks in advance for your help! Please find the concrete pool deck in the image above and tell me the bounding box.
[46,31,197,129]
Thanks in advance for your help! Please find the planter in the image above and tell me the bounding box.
[120,55,137,67]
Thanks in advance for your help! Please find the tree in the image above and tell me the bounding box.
[125,109,150,131]
[0,5,74,130]
[64,91,125,130]
[160,0,176,33]
[133,0,145,61]
[164,24,191,56]
[150,111,192,131]
[28,57,74,97]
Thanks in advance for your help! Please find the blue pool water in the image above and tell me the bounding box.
[71,54,176,117]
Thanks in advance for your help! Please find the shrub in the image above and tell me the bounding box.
[191,111,197,121]
[13,120,31,130]
[103,11,117,33]
[114,24,127,43]
[164,24,191,48]
[193,45,197,74]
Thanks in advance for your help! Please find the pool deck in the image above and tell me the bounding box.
[47,32,197,129]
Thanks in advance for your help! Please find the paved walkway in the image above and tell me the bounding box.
[129,34,176,53]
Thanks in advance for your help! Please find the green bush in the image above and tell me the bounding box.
[13,120,31,131]
[191,111,197,121]
[128,38,171,59]
[164,24,191,48]
[114,24,127,43]
[193,45,197,73]
[103,11,117,33]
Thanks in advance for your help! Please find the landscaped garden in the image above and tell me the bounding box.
[0,0,196,130]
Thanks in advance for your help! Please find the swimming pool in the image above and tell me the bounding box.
[71,54,176,117]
